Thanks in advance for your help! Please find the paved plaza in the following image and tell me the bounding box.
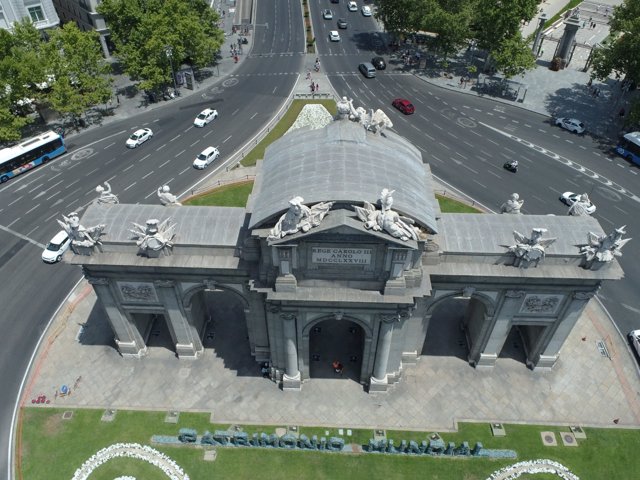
[22,282,640,431]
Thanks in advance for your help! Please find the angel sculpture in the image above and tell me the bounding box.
[354,189,418,241]
[157,185,182,206]
[500,193,523,214]
[580,226,631,263]
[129,218,176,256]
[366,109,393,135]
[95,181,119,204]
[568,193,592,216]
[508,228,556,266]
[268,196,334,241]
[57,211,105,248]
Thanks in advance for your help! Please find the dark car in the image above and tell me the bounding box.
[337,18,348,29]
[330,0,339,3]
[392,98,415,115]
[371,56,386,70]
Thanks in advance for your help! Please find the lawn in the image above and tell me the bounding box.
[239,99,337,167]
[18,407,640,479]
[185,181,254,207]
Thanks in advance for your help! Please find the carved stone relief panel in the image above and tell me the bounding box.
[117,281,158,303]
[519,294,563,314]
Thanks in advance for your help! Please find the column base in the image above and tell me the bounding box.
[401,351,419,365]
[176,342,202,359]
[472,353,497,369]
[528,354,558,370]
[116,339,146,358]
[282,372,301,391]
[368,376,389,393]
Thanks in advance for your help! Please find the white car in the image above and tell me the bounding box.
[555,117,585,134]
[361,5,372,16]
[323,9,333,19]
[193,146,220,169]
[559,191,597,215]
[42,230,71,263]
[194,108,218,127]
[329,30,341,42]
[348,1,357,12]
[126,128,153,148]
[629,330,640,361]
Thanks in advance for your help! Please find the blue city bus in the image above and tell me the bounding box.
[0,130,66,183]
[615,131,640,166]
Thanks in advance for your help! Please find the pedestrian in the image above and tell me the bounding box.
[310,82,315,93]
[116,94,120,104]
[234,55,239,63]
[587,78,592,87]
[306,70,311,80]
[459,76,464,87]
[619,107,625,118]
[315,82,319,92]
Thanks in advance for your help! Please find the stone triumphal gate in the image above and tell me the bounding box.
[69,106,626,392]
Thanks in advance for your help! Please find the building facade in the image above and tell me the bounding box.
[68,113,626,393]
[0,0,59,31]
[51,0,110,57]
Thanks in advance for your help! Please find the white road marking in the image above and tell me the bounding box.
[0,224,45,248]
[123,182,137,191]
[159,159,172,168]
[141,171,154,179]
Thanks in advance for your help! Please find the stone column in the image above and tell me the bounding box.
[369,313,398,392]
[556,14,581,66]
[532,13,548,56]
[155,280,203,359]
[281,313,301,390]
[87,277,146,357]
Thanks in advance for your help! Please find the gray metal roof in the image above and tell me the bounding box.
[80,203,247,247]
[437,213,606,255]
[249,119,438,232]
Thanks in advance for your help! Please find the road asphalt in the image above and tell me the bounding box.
[15,0,640,472]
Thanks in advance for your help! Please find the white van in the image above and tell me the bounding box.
[358,62,376,78]
[42,230,71,263]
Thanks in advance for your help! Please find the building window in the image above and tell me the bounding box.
[28,5,46,23]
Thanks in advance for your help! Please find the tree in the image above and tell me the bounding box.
[472,0,538,52]
[591,0,640,85]
[491,34,536,78]
[45,22,113,124]
[0,20,50,140]
[98,0,224,92]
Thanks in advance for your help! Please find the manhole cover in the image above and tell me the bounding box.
[545,435,553,442]
[564,435,574,443]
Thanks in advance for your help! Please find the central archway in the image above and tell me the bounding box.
[308,318,365,382]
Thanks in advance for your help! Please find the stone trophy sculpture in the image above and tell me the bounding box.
[129,218,177,258]
[336,96,393,135]
[567,193,592,216]
[57,211,106,255]
[507,228,556,267]
[268,196,334,241]
[354,188,419,241]
[95,182,119,204]
[157,185,182,206]
[500,193,523,214]
[580,225,631,264]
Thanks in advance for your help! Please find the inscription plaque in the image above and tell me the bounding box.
[311,247,372,265]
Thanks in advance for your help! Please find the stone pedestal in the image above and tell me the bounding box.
[474,352,497,368]
[116,340,146,357]
[529,354,558,370]
[368,375,389,392]
[282,372,301,391]
[275,274,297,292]
[176,342,199,359]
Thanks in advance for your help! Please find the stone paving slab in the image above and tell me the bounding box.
[22,282,640,432]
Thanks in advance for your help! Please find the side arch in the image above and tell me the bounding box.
[182,282,250,309]
[302,313,373,339]
[425,290,497,317]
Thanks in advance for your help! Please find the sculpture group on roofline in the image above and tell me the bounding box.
[157,185,182,206]
[95,182,119,204]
[581,225,631,264]
[354,188,420,241]
[129,218,177,257]
[336,96,393,136]
[508,228,557,267]
[57,211,105,254]
[268,196,334,242]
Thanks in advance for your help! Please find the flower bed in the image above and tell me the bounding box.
[71,443,188,480]
[486,459,579,480]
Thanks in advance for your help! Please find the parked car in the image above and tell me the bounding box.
[323,9,333,19]
[42,230,71,263]
[371,56,386,70]
[348,1,358,12]
[392,98,415,115]
[126,128,153,148]
[194,108,218,127]
[559,191,597,215]
[361,5,372,16]
[193,146,220,169]
[555,117,585,134]
[337,18,348,29]
[629,330,640,362]
[329,30,341,42]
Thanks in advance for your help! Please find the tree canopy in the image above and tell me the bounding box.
[98,0,224,92]
[0,20,112,141]
[592,0,640,85]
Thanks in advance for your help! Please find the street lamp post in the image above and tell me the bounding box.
[165,45,178,97]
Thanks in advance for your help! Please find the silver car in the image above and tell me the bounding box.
[555,117,585,134]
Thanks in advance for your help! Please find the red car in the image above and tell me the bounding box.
[392,98,415,115]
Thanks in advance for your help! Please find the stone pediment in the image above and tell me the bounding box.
[265,209,418,249]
